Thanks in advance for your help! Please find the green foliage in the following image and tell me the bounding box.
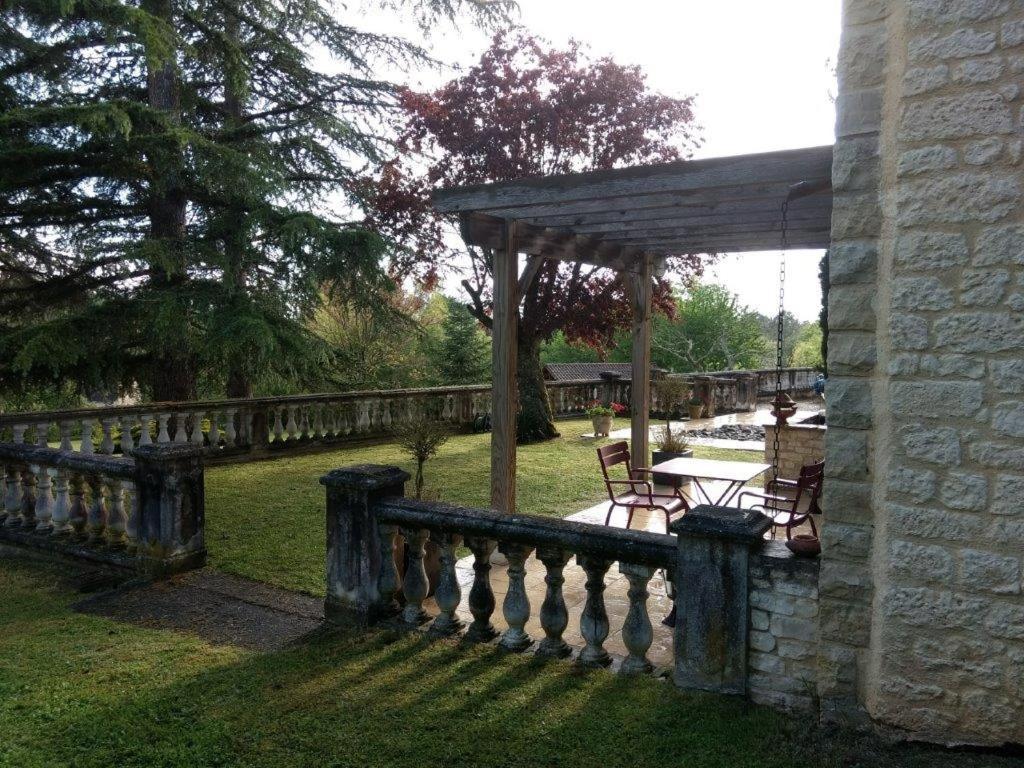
[790,323,825,369]
[819,251,829,375]
[541,331,602,364]
[0,0,506,402]
[392,414,452,498]
[423,296,490,385]
[649,285,771,373]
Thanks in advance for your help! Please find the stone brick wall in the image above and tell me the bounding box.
[828,0,1024,746]
[748,542,821,712]
[764,422,826,482]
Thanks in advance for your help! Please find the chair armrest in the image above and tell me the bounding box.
[631,467,655,476]
[738,490,793,510]
[767,478,799,490]
[607,478,655,496]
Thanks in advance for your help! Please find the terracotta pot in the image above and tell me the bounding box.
[786,534,821,558]
[592,414,613,437]
[687,404,704,420]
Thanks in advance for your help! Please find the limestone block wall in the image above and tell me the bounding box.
[748,543,821,712]
[764,423,826,482]
[828,0,1024,746]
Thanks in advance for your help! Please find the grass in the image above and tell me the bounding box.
[1,557,1018,768]
[204,418,765,595]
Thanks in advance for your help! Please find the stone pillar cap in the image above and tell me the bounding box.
[669,505,771,545]
[320,464,411,491]
[130,444,204,461]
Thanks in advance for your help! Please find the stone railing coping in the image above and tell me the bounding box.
[0,442,134,478]
[373,497,678,568]
[670,504,772,545]
[321,464,412,491]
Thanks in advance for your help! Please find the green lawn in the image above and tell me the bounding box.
[1,557,1016,768]
[204,418,765,595]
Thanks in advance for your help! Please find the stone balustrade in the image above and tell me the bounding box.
[0,441,205,575]
[0,381,612,464]
[319,463,817,713]
[0,369,816,466]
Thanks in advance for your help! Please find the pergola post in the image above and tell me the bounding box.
[490,221,518,513]
[630,255,653,469]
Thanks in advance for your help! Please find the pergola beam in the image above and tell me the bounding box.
[433,145,833,214]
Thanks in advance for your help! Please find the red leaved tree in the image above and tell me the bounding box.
[367,31,707,441]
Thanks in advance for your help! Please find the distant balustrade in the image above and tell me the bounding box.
[0,368,817,465]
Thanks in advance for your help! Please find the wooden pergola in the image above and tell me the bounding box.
[432,145,834,514]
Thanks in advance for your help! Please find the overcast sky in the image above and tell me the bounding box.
[357,0,842,321]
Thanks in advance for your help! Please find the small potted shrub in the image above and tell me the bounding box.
[686,395,705,420]
[652,423,693,487]
[587,400,625,437]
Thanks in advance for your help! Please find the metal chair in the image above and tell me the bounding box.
[738,459,823,539]
[596,441,690,532]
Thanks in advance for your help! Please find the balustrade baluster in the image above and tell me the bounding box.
[499,542,534,651]
[381,400,393,430]
[536,546,573,658]
[156,414,171,444]
[399,527,430,625]
[69,473,88,538]
[577,555,613,667]
[4,462,23,527]
[357,401,370,433]
[19,465,37,529]
[119,417,134,455]
[430,531,464,636]
[82,421,96,456]
[100,418,115,454]
[32,466,53,532]
[86,476,107,543]
[11,424,26,446]
[51,468,71,535]
[339,406,351,436]
[619,563,656,674]
[313,404,325,439]
[60,421,74,451]
[286,406,299,441]
[376,524,401,616]
[298,407,310,439]
[190,411,205,446]
[464,537,498,641]
[272,407,285,443]
[35,422,50,448]
[208,411,220,447]
[139,414,153,446]
[173,413,188,444]
[106,479,127,548]
[224,409,237,447]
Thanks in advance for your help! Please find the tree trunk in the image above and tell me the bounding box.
[516,335,559,443]
[144,0,195,402]
[222,3,252,400]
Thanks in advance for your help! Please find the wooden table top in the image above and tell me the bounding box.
[649,457,771,483]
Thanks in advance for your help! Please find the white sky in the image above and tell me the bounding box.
[355,0,842,321]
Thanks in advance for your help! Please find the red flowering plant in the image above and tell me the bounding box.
[586,400,627,418]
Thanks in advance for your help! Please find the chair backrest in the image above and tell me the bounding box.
[597,441,632,491]
[798,459,825,510]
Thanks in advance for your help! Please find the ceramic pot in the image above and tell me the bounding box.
[687,404,704,420]
[592,414,613,437]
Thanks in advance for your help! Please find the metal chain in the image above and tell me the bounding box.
[771,198,790,482]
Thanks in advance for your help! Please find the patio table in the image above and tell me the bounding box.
[648,457,771,507]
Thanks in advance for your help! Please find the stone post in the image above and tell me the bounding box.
[669,504,771,695]
[320,464,410,626]
[130,444,206,576]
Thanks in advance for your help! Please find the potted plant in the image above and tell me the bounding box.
[652,425,693,487]
[686,395,705,420]
[587,400,625,437]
